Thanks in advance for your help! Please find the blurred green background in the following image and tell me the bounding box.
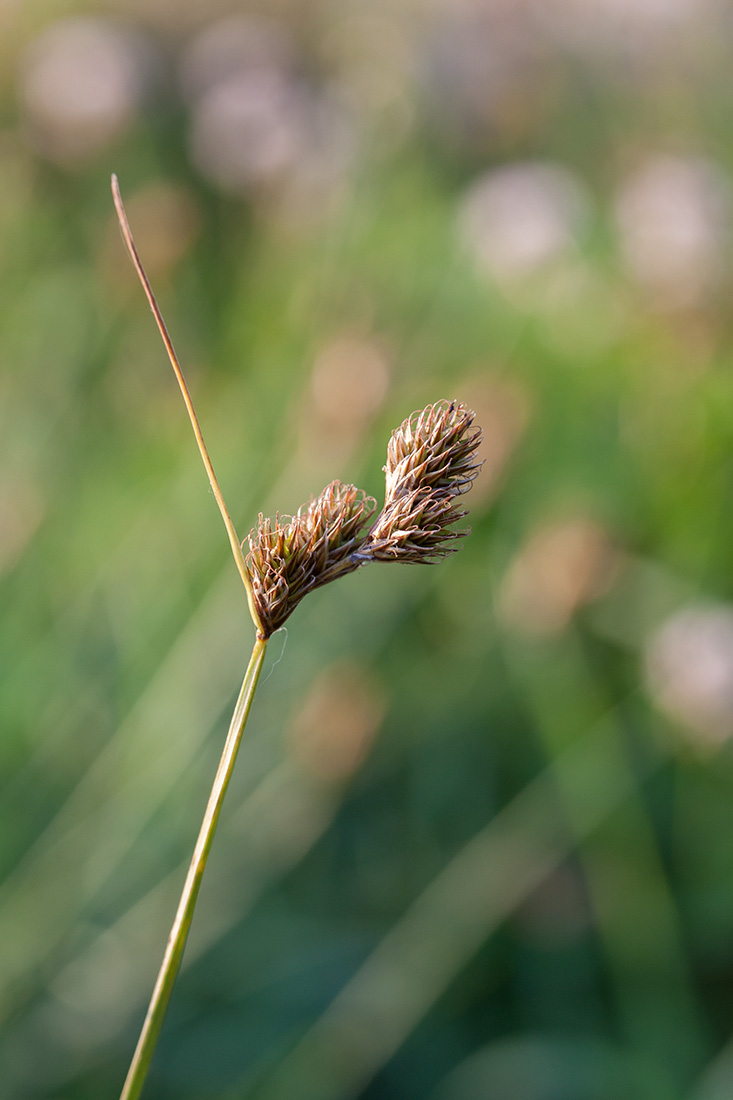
[4,2,733,1098]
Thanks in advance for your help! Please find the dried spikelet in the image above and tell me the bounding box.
[245,401,482,633]
[246,481,376,637]
[363,486,468,562]
[384,400,483,499]
[364,400,483,563]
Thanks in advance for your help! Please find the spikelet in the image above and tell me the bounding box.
[246,481,376,637]
[364,400,483,563]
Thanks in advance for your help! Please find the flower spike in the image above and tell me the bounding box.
[244,401,482,634]
[365,400,483,563]
[246,481,376,637]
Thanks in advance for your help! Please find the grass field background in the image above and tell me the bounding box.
[4,3,733,1098]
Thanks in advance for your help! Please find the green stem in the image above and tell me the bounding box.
[119,635,268,1100]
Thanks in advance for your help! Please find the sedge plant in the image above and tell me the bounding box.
[111,174,483,1100]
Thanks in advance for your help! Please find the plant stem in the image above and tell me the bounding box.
[119,635,268,1100]
[110,174,262,635]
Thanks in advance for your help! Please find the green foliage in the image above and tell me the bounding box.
[4,6,733,1100]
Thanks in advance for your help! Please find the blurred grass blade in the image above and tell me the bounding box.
[251,704,662,1100]
[0,571,247,1022]
[502,633,707,1084]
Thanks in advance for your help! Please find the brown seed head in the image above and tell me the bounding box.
[384,400,482,500]
[245,481,376,637]
[365,400,483,563]
[245,402,482,633]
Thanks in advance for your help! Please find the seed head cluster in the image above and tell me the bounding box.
[245,400,482,637]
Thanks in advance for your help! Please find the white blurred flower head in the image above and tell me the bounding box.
[540,0,710,59]
[421,3,552,152]
[614,155,730,308]
[189,69,310,192]
[19,18,150,163]
[179,16,296,104]
[183,17,356,222]
[458,161,590,287]
[182,16,302,191]
[645,604,733,746]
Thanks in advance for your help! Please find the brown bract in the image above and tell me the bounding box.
[245,401,482,636]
